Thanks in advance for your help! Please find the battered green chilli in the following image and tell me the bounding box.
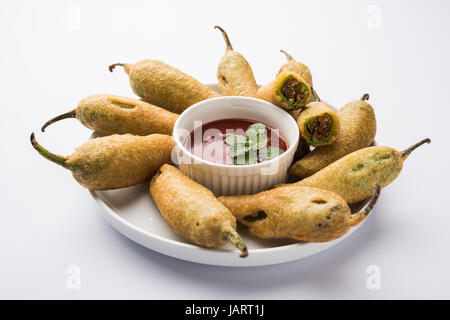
[30,133,174,190]
[215,26,258,97]
[297,102,340,147]
[109,60,220,113]
[41,94,178,136]
[219,184,380,242]
[257,72,312,110]
[280,138,430,204]
[290,94,376,178]
[278,50,320,103]
[150,165,248,258]
[278,50,313,88]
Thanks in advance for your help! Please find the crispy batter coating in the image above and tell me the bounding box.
[67,134,174,190]
[118,60,219,113]
[290,96,376,178]
[297,102,340,147]
[219,186,380,242]
[215,26,258,97]
[257,72,311,110]
[218,51,258,97]
[75,94,178,136]
[150,165,248,256]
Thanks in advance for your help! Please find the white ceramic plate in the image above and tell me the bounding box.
[90,84,373,267]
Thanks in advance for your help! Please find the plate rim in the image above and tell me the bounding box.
[91,188,363,266]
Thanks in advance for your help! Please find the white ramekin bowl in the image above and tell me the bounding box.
[172,96,299,196]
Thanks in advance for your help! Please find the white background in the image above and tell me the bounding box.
[1,0,450,299]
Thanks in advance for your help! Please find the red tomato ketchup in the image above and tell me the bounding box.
[184,118,288,165]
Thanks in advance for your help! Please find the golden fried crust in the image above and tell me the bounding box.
[295,146,403,204]
[67,134,174,190]
[297,102,340,147]
[219,186,355,242]
[290,99,376,178]
[217,51,258,97]
[77,94,178,136]
[257,72,311,111]
[278,61,313,88]
[126,60,220,113]
[150,164,238,248]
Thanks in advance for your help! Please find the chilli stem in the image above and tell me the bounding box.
[401,138,431,160]
[30,132,69,168]
[41,109,76,132]
[214,26,233,51]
